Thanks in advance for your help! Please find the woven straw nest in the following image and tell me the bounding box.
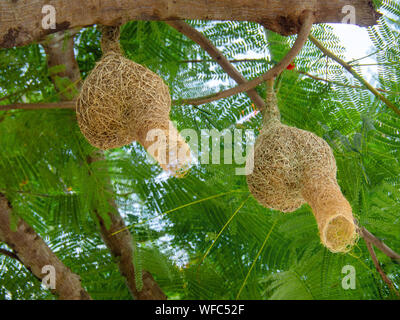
[246,81,358,253]
[76,26,191,176]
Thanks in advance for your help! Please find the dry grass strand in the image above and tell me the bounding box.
[76,26,191,175]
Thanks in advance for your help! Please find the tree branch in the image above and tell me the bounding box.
[0,102,76,111]
[0,0,379,48]
[87,154,167,300]
[354,222,400,296]
[364,238,400,297]
[41,30,166,300]
[166,20,266,111]
[308,35,400,117]
[0,193,92,299]
[41,28,82,100]
[2,71,398,112]
[95,207,167,299]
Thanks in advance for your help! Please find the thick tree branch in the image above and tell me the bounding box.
[0,0,379,48]
[0,193,91,299]
[87,154,167,300]
[309,35,400,116]
[166,20,265,110]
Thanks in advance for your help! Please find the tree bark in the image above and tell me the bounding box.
[0,193,92,300]
[0,0,380,48]
[0,102,75,111]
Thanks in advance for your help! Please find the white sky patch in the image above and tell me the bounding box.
[236,23,378,125]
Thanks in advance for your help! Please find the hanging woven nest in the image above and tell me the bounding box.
[246,80,358,253]
[76,26,191,176]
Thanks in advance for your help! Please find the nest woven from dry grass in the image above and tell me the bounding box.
[246,81,358,252]
[76,26,191,176]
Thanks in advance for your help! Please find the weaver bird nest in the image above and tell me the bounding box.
[246,81,358,253]
[76,26,191,176]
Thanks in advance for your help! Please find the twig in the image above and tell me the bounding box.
[166,20,266,110]
[353,62,397,67]
[347,50,380,65]
[364,239,400,297]
[0,246,43,283]
[176,10,314,106]
[355,222,400,297]
[0,248,21,262]
[191,105,213,116]
[309,35,400,116]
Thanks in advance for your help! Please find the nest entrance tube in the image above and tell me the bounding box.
[246,80,358,253]
[76,26,191,177]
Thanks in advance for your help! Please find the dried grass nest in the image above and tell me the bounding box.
[76,26,191,176]
[246,82,358,253]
